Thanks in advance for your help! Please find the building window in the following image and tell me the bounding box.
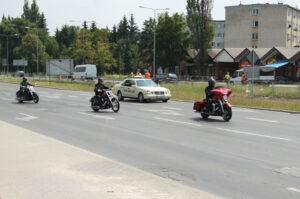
[252,21,259,28]
[252,33,258,40]
[217,42,221,47]
[252,8,259,15]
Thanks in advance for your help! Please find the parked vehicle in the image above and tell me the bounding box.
[229,70,245,85]
[114,78,171,103]
[90,89,120,112]
[13,70,25,77]
[193,86,232,121]
[244,66,275,83]
[153,73,178,83]
[72,64,97,80]
[16,85,39,103]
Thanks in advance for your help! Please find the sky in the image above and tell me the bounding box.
[1,0,300,35]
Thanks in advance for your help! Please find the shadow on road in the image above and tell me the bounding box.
[190,117,227,123]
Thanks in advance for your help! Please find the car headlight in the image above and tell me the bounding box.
[146,90,151,94]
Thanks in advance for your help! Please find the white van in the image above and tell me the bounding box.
[229,70,244,85]
[72,64,97,80]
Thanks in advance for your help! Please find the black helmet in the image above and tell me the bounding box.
[23,77,27,82]
[98,78,103,83]
[208,78,216,87]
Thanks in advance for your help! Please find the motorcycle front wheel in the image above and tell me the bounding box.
[111,98,120,112]
[222,107,232,122]
[33,93,39,103]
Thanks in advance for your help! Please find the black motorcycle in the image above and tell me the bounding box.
[16,85,39,103]
[90,89,120,112]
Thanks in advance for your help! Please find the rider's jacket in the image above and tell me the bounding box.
[205,85,215,99]
[20,81,32,89]
[94,83,108,95]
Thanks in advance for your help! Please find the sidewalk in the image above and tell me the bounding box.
[0,120,221,199]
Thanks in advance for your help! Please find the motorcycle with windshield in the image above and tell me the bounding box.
[90,88,120,112]
[193,86,232,121]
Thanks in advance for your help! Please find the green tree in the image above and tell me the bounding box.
[156,13,189,72]
[55,25,78,56]
[94,42,116,75]
[83,21,88,29]
[22,0,41,23]
[109,25,117,43]
[129,14,139,44]
[90,21,97,32]
[14,33,48,73]
[38,12,47,29]
[186,0,214,69]
[140,18,155,65]
[117,16,129,40]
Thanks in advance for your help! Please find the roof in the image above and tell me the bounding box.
[187,49,199,59]
[224,48,248,59]
[254,48,272,59]
[207,49,222,59]
[274,47,300,60]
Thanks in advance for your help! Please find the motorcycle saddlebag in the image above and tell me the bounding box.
[193,101,203,111]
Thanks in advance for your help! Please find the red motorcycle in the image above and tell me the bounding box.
[193,86,232,122]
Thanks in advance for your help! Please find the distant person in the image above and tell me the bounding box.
[241,73,246,84]
[205,78,216,113]
[129,72,134,77]
[225,72,230,85]
[94,78,108,106]
[19,77,32,89]
[145,71,151,79]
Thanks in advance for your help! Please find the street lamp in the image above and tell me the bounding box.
[0,33,18,74]
[139,6,169,78]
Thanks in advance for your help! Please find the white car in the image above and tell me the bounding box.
[113,78,171,103]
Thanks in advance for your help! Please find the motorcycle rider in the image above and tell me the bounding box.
[94,78,108,107]
[205,78,216,113]
[18,77,32,98]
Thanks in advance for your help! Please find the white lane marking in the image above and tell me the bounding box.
[36,108,48,111]
[39,95,60,99]
[140,109,181,116]
[287,187,300,193]
[248,117,279,123]
[163,107,183,111]
[216,128,290,142]
[80,93,90,96]
[16,113,38,121]
[78,112,115,120]
[154,117,202,127]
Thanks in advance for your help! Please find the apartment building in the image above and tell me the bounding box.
[211,20,225,49]
[224,3,300,48]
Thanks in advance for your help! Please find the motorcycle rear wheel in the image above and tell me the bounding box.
[201,113,209,119]
[222,107,232,122]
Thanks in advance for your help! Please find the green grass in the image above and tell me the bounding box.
[1,77,300,112]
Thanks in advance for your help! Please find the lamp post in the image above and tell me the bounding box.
[0,33,18,74]
[139,6,169,78]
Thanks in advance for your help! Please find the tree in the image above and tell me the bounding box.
[14,33,48,73]
[129,14,139,44]
[83,21,88,29]
[109,25,117,43]
[186,0,214,71]
[22,0,41,23]
[90,21,97,32]
[94,42,115,75]
[55,25,78,53]
[156,13,189,72]
[38,12,47,29]
[117,16,129,40]
[140,18,155,65]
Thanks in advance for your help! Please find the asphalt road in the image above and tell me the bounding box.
[0,82,300,199]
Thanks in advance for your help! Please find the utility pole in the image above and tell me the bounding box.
[139,6,170,78]
[0,34,18,74]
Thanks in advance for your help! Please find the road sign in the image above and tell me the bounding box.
[13,60,28,67]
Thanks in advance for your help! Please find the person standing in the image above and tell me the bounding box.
[241,73,246,84]
[145,70,151,79]
[225,72,230,85]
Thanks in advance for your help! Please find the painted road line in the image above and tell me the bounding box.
[78,112,115,120]
[216,128,290,142]
[0,97,11,101]
[248,117,279,123]
[154,117,202,127]
[68,95,78,98]
[233,109,256,113]
[163,107,183,111]
[16,113,38,122]
[287,187,300,193]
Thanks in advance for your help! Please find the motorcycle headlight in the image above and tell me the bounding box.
[223,95,228,101]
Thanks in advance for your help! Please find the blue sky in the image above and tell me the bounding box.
[1,0,300,35]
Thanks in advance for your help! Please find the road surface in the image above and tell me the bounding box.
[0,82,299,199]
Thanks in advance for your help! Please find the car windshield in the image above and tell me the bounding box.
[136,80,158,87]
[169,74,177,78]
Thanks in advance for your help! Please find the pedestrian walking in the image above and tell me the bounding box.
[225,72,230,85]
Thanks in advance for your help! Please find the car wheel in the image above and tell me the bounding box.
[162,99,168,103]
[138,93,144,103]
[117,91,124,101]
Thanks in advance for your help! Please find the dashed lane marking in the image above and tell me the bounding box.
[163,107,183,111]
[78,112,115,120]
[140,109,181,116]
[154,117,202,127]
[216,128,290,142]
[248,117,279,123]
[287,187,300,193]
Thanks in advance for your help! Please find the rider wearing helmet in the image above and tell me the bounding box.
[205,78,216,99]
[18,77,32,97]
[94,78,108,105]
[205,78,216,113]
[20,77,32,89]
